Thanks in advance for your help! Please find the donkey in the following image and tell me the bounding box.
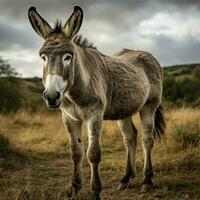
[28,6,166,199]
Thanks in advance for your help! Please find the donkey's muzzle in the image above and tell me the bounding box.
[43,91,61,109]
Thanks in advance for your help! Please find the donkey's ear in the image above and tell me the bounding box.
[63,6,83,39]
[28,6,52,39]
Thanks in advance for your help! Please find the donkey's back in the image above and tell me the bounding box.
[103,49,163,120]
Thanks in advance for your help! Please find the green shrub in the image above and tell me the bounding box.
[179,78,200,104]
[0,77,22,112]
[163,76,200,106]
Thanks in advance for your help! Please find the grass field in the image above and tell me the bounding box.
[0,108,200,200]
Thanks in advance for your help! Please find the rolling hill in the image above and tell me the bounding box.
[164,63,200,80]
[0,63,199,112]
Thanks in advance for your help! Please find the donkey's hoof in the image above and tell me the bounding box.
[67,182,82,198]
[141,184,153,193]
[91,195,100,200]
[92,196,100,200]
[66,184,81,199]
[66,185,75,198]
[117,182,129,190]
[90,192,101,200]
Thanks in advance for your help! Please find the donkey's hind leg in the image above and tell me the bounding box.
[139,102,157,193]
[117,117,138,190]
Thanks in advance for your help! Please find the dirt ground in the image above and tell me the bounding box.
[0,150,200,200]
[0,108,200,200]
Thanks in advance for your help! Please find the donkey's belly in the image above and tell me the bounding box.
[103,105,139,120]
[104,87,149,120]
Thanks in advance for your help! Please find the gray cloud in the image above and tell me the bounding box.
[0,0,200,77]
[160,0,200,7]
[0,20,41,50]
[149,35,200,65]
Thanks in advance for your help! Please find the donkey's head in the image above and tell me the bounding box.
[28,6,83,109]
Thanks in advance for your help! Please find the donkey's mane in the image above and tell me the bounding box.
[50,20,96,50]
[50,20,63,33]
[73,35,97,50]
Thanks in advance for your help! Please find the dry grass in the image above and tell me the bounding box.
[0,108,200,199]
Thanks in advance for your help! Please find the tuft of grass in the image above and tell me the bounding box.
[165,108,200,152]
[174,125,200,150]
[0,107,200,199]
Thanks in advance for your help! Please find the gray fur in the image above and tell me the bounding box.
[28,6,166,199]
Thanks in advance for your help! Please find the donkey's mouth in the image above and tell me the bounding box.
[48,102,61,110]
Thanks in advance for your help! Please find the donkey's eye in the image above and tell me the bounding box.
[63,54,72,65]
[64,55,71,61]
[41,54,47,62]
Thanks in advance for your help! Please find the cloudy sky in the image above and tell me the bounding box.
[0,0,200,77]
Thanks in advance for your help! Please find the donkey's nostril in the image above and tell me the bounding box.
[56,91,60,99]
[43,91,61,105]
[43,90,61,108]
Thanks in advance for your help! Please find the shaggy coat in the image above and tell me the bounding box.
[28,6,166,200]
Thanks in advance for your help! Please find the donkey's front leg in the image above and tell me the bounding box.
[86,114,103,200]
[62,115,84,197]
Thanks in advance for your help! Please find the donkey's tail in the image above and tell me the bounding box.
[154,105,166,140]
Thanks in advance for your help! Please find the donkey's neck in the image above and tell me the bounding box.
[67,45,107,107]
[68,45,90,94]
[75,45,90,88]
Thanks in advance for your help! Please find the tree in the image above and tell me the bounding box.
[0,56,18,76]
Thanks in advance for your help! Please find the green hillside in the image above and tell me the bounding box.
[163,63,200,107]
[0,63,199,112]
[164,63,200,80]
[0,77,43,112]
